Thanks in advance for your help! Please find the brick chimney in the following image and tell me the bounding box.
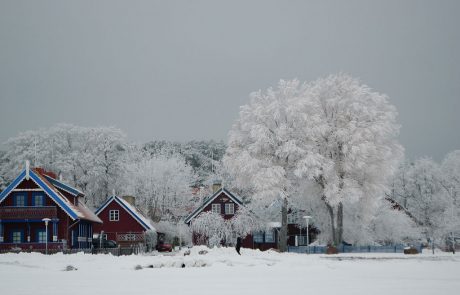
[34,167,57,179]
[122,195,136,206]
[212,180,222,193]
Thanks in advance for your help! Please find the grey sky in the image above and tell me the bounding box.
[0,0,459,161]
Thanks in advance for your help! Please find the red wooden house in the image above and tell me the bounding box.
[0,164,102,251]
[94,195,155,248]
[185,185,278,250]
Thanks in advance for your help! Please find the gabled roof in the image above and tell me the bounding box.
[95,196,155,231]
[43,175,84,196]
[0,168,102,223]
[184,187,243,224]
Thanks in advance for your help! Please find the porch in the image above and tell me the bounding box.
[0,207,61,250]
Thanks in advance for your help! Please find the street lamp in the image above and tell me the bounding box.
[42,218,51,255]
[303,216,312,254]
[450,187,455,254]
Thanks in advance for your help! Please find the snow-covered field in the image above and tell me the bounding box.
[1,247,459,295]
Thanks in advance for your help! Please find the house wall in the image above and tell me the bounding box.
[94,201,146,242]
[200,192,239,219]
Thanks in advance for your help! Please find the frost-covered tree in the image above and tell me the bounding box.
[123,150,196,222]
[191,211,230,247]
[230,207,264,238]
[226,74,403,247]
[441,150,460,206]
[144,140,226,184]
[0,124,127,208]
[224,79,308,252]
[390,157,459,243]
[190,208,261,247]
[294,74,403,245]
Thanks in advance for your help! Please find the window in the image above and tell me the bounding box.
[253,231,264,243]
[109,210,119,221]
[298,235,308,245]
[12,231,23,243]
[33,193,44,206]
[287,212,298,224]
[211,204,221,214]
[13,194,26,206]
[37,230,47,243]
[265,230,275,243]
[224,203,234,215]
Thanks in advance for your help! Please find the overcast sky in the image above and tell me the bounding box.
[0,0,459,161]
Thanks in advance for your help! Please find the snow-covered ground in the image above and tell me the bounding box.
[1,246,459,295]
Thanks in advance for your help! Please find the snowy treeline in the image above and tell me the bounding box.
[388,152,460,244]
[144,140,226,184]
[0,124,127,208]
[0,125,221,226]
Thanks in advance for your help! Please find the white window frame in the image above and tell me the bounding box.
[109,210,119,221]
[211,204,221,214]
[224,203,235,215]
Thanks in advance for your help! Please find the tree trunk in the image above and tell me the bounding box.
[336,202,343,246]
[279,198,288,252]
[325,201,343,246]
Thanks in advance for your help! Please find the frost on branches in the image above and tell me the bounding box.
[191,208,262,247]
[224,79,308,252]
[0,124,127,208]
[389,153,460,246]
[225,74,403,247]
[123,149,196,222]
[191,211,229,247]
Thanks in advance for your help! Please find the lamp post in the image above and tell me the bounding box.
[42,218,51,255]
[303,216,312,254]
[450,187,455,254]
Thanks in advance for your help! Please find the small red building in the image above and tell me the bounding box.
[185,186,278,250]
[94,195,155,248]
[0,164,102,251]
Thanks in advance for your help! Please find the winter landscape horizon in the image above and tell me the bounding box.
[1,1,459,294]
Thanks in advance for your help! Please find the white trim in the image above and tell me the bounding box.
[12,188,44,192]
